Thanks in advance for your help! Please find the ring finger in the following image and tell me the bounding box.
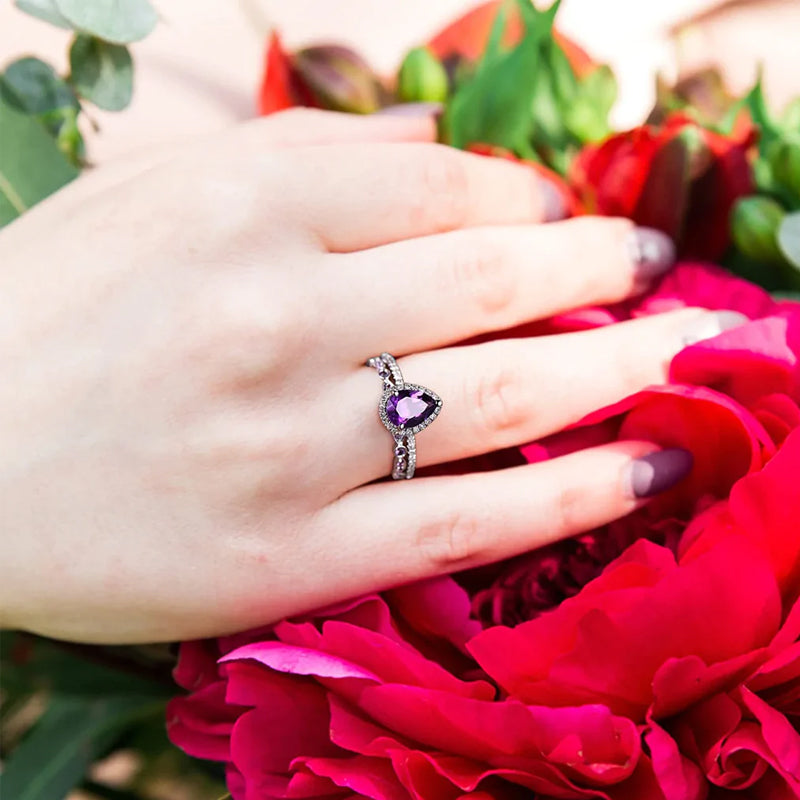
[333,307,746,492]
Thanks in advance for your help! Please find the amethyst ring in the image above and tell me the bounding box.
[366,353,443,480]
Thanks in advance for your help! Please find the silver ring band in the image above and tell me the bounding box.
[366,353,442,480]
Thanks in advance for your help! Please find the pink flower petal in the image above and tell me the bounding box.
[220,641,381,682]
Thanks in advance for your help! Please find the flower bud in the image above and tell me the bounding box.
[730,196,786,263]
[397,47,449,104]
[292,45,383,114]
[770,137,800,197]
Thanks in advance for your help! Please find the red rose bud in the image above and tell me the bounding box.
[570,113,755,260]
[258,32,315,115]
[292,45,383,114]
[397,47,449,105]
[730,196,786,264]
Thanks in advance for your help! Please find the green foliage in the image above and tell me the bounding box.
[0,95,79,226]
[398,47,449,105]
[0,57,85,165]
[3,0,159,219]
[0,57,79,116]
[54,0,158,45]
[0,633,218,800]
[70,35,134,111]
[442,0,545,155]
[730,196,786,264]
[440,0,612,173]
[0,695,165,800]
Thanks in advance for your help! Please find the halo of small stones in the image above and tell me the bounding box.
[367,353,443,480]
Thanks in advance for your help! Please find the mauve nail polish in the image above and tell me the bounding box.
[626,448,694,499]
[540,180,566,222]
[628,227,676,284]
[377,102,443,118]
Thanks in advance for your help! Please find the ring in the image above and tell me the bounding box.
[366,353,443,480]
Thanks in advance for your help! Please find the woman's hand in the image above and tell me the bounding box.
[0,109,740,643]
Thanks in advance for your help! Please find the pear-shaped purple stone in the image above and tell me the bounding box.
[386,388,438,428]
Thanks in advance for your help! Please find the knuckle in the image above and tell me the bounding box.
[414,147,470,231]
[552,483,587,537]
[471,355,530,439]
[183,279,304,378]
[416,509,483,570]
[452,233,515,318]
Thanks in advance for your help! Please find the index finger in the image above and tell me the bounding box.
[269,142,566,252]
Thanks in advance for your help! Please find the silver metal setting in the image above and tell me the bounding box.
[366,352,443,480]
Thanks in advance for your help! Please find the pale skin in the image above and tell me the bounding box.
[0,109,742,644]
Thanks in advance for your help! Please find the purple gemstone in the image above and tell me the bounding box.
[386,389,438,428]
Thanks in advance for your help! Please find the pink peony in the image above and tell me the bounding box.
[168,263,800,799]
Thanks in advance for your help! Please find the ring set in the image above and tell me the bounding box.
[366,353,442,480]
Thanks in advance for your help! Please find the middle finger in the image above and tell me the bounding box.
[327,216,676,360]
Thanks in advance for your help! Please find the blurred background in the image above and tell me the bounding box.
[0,0,798,163]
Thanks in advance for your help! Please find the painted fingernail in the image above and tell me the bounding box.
[540,180,567,222]
[628,227,676,284]
[625,448,694,499]
[377,102,444,118]
[681,310,750,347]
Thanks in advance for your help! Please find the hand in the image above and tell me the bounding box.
[0,109,737,644]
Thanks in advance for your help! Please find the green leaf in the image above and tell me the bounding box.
[781,97,800,132]
[0,695,164,800]
[54,0,157,44]
[772,290,800,302]
[0,57,79,115]
[0,96,79,226]
[777,212,800,270]
[443,28,540,151]
[443,0,563,153]
[14,0,72,29]
[69,35,133,111]
[0,634,176,698]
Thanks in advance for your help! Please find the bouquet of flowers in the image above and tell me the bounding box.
[167,2,800,798]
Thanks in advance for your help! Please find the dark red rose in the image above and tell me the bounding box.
[570,114,756,260]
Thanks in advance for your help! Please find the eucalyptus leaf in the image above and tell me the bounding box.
[55,0,158,44]
[69,35,133,111]
[0,96,79,227]
[777,212,800,270]
[14,0,72,29]
[0,695,164,800]
[0,57,78,115]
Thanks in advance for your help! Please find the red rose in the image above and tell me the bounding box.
[570,114,756,260]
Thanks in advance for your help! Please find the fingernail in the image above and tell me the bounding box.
[625,448,694,499]
[377,102,444,118]
[681,310,750,347]
[540,180,567,222]
[628,227,676,285]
